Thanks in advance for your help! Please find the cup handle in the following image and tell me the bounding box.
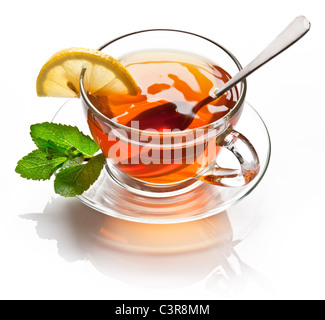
[198,127,260,187]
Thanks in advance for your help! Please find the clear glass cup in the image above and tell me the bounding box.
[80,29,260,197]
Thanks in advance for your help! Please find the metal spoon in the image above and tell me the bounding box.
[126,16,311,131]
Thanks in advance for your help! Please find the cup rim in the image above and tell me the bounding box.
[80,29,247,136]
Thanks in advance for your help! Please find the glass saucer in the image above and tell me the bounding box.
[52,99,271,224]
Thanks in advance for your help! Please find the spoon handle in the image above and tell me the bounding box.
[211,16,311,99]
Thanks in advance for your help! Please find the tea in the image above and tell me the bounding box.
[89,50,238,130]
[86,50,239,185]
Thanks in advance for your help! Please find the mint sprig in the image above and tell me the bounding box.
[15,122,106,197]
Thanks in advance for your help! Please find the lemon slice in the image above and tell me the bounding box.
[36,47,139,98]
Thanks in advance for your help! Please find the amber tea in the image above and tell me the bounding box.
[86,50,239,185]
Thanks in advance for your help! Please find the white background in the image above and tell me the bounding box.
[1,0,324,300]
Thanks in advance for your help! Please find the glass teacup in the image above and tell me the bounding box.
[80,30,260,197]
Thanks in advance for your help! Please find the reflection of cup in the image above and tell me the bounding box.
[22,196,265,293]
[80,30,260,197]
[95,210,233,254]
[90,210,237,289]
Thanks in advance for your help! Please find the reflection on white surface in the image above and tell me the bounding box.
[21,197,273,297]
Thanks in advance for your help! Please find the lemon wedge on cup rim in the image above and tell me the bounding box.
[36,47,139,98]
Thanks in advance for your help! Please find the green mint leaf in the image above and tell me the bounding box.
[31,122,99,158]
[33,138,71,159]
[15,150,67,181]
[54,153,106,197]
